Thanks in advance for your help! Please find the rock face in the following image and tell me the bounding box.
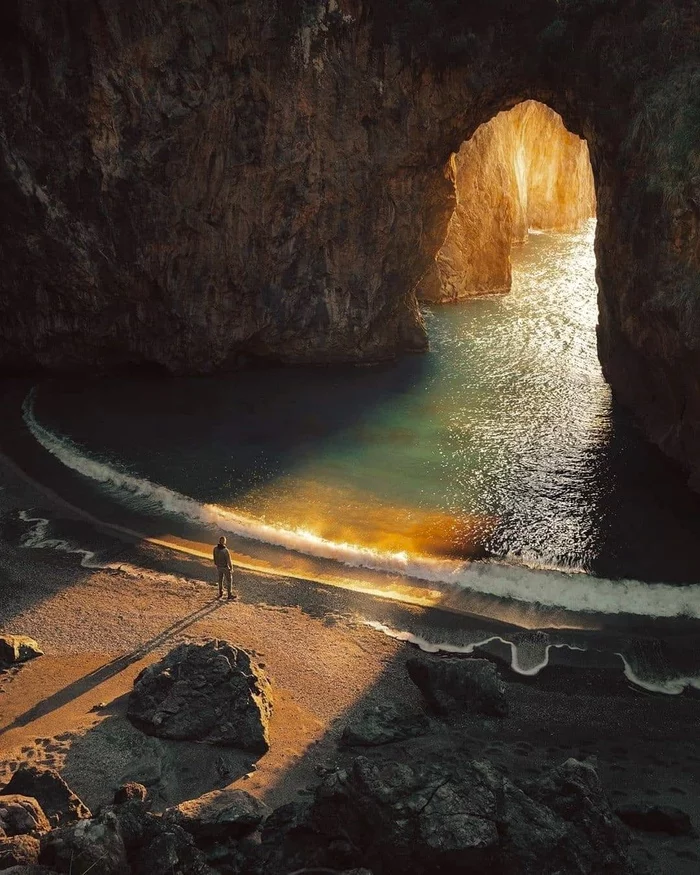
[1,768,91,829]
[418,101,595,302]
[0,3,699,479]
[406,656,508,717]
[0,637,43,666]
[259,755,632,874]
[127,641,273,752]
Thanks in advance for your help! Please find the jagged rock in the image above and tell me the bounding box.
[108,803,214,875]
[113,783,148,806]
[0,637,43,666]
[39,812,128,875]
[258,755,631,875]
[1,769,91,828]
[0,798,50,838]
[340,703,430,747]
[0,835,41,867]
[615,803,695,837]
[406,656,508,717]
[127,640,273,752]
[164,789,269,842]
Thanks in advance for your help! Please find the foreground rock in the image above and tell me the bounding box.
[615,803,695,837]
[108,801,214,875]
[164,789,269,842]
[0,835,41,868]
[0,798,50,838]
[0,637,43,666]
[259,756,631,875]
[39,813,129,875]
[1,769,91,828]
[127,641,273,753]
[406,656,508,718]
[340,703,430,747]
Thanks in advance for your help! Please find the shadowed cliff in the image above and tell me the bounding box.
[0,1,699,482]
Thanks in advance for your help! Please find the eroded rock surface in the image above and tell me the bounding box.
[127,641,273,752]
[258,755,631,875]
[418,100,595,302]
[39,812,128,875]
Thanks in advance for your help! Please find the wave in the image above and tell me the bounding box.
[366,620,700,695]
[22,389,700,620]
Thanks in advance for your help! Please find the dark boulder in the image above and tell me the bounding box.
[615,803,695,836]
[258,755,632,875]
[1,769,90,828]
[0,835,41,868]
[127,640,273,753]
[107,800,215,875]
[0,798,50,838]
[0,637,42,667]
[113,783,148,806]
[406,656,508,717]
[164,789,269,843]
[340,703,430,747]
[39,812,129,875]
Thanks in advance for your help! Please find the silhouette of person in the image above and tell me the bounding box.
[213,535,234,600]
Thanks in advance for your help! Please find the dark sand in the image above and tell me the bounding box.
[1,454,699,874]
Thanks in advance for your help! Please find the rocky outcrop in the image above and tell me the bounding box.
[0,637,43,667]
[406,656,508,717]
[340,702,430,747]
[0,2,699,479]
[258,755,632,874]
[0,798,50,839]
[163,789,269,842]
[0,835,41,868]
[39,813,129,875]
[1,768,91,829]
[127,641,273,753]
[418,101,595,302]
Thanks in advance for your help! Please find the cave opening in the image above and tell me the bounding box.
[419,100,597,304]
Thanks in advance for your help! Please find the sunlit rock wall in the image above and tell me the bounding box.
[419,101,595,303]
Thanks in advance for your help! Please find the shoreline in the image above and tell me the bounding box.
[1,448,700,871]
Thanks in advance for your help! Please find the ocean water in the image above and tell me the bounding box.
[20,221,700,628]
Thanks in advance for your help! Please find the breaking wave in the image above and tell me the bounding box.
[22,389,700,620]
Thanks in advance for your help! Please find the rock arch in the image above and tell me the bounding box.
[0,1,699,479]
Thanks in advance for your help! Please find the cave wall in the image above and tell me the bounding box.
[1,1,700,480]
[418,100,596,303]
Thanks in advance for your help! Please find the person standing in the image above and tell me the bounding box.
[213,536,234,600]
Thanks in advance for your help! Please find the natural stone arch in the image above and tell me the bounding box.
[0,1,698,481]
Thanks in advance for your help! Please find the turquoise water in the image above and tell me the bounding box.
[27,220,700,584]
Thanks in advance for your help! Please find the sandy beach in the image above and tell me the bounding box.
[1,453,700,874]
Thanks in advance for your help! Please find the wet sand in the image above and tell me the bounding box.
[1,454,700,874]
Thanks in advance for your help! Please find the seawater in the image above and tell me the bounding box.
[26,220,700,594]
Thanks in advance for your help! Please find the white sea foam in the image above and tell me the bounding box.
[364,620,586,676]
[19,511,104,568]
[22,389,700,620]
[366,620,700,695]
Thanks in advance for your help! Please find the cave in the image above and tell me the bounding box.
[0,0,699,485]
